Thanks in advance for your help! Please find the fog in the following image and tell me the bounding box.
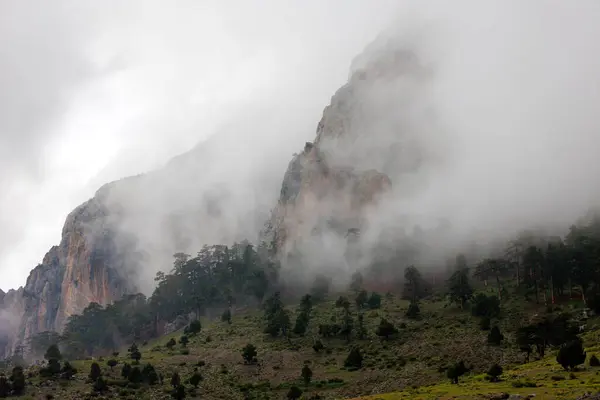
[1,1,600,293]
[0,0,398,291]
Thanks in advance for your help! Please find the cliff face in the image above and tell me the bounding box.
[0,195,135,358]
[265,41,433,277]
[0,125,286,359]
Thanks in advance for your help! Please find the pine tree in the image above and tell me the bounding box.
[557,338,587,371]
[344,347,363,370]
[128,343,142,364]
[221,309,232,324]
[448,269,473,308]
[487,326,504,345]
[89,362,102,381]
[301,365,313,386]
[242,343,258,364]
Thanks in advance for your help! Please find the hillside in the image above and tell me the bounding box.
[1,278,598,400]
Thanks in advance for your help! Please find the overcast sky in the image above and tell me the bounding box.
[0,0,400,291]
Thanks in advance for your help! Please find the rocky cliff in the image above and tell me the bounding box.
[0,127,286,359]
[0,34,434,358]
[264,41,433,279]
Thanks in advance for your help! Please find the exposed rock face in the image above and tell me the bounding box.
[0,126,286,359]
[0,195,136,358]
[264,42,433,278]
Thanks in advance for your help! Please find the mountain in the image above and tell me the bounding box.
[0,129,289,358]
[0,34,432,358]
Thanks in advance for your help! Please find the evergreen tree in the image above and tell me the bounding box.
[180,335,189,347]
[242,343,258,364]
[142,363,159,385]
[405,302,420,319]
[166,338,177,349]
[349,271,364,292]
[221,309,232,324]
[89,362,102,381]
[287,385,303,400]
[128,366,142,383]
[480,317,491,331]
[310,275,331,302]
[0,374,9,398]
[9,366,25,395]
[92,376,108,392]
[170,371,181,388]
[172,384,186,400]
[107,359,118,371]
[312,339,324,353]
[487,364,503,382]
[344,347,363,370]
[375,318,398,339]
[487,326,504,345]
[446,361,469,384]
[557,338,587,371]
[128,343,142,364]
[367,292,382,309]
[121,363,132,378]
[356,313,367,339]
[403,266,428,302]
[355,290,368,309]
[189,371,202,388]
[186,320,202,335]
[448,269,473,308]
[301,365,313,386]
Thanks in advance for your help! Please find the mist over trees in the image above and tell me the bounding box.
[10,213,599,361]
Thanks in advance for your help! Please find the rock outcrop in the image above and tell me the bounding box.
[0,127,286,359]
[264,40,433,278]
[0,34,434,358]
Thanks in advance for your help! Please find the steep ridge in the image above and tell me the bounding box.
[264,40,435,279]
[0,130,286,359]
[0,35,434,358]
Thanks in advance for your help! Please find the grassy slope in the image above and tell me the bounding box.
[14,286,593,400]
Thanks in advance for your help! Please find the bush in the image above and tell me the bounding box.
[447,361,469,384]
[242,344,258,364]
[557,338,586,371]
[512,379,536,388]
[166,338,177,350]
[189,371,202,388]
[179,335,189,347]
[287,385,303,400]
[487,363,503,382]
[107,359,118,370]
[186,320,202,335]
